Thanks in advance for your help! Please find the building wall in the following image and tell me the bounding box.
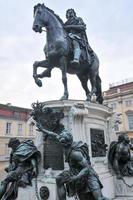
[104,80,133,141]
[0,104,36,170]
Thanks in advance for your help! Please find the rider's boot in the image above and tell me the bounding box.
[71,40,81,65]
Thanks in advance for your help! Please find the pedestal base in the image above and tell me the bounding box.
[17,175,57,200]
[30,100,132,200]
[114,176,133,198]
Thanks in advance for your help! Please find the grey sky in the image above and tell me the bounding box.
[0,0,133,108]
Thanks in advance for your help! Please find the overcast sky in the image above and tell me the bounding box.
[0,0,133,108]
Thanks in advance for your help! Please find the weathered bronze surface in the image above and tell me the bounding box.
[108,134,133,179]
[32,4,103,104]
[31,101,65,170]
[37,126,109,200]
[90,129,107,157]
[0,138,41,200]
[40,186,50,200]
[31,102,64,135]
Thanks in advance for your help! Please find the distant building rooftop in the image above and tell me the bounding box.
[104,78,133,97]
[109,78,133,88]
[0,103,31,121]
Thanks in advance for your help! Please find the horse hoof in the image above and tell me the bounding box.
[60,96,68,100]
[86,97,91,101]
[35,79,42,87]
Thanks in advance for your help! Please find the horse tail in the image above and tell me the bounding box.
[96,75,103,104]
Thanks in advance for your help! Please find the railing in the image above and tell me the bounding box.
[109,77,133,88]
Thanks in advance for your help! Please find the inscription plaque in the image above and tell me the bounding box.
[44,140,64,170]
[90,128,107,157]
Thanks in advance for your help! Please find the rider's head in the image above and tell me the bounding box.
[57,129,73,147]
[66,9,76,19]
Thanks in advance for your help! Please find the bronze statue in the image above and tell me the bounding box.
[37,125,109,200]
[108,134,133,179]
[64,8,94,65]
[32,4,103,104]
[0,138,41,200]
[40,186,50,200]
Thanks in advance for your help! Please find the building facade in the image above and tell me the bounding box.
[103,79,133,142]
[0,103,36,170]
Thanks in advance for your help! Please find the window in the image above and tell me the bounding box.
[5,143,10,156]
[110,103,116,110]
[127,114,133,130]
[6,122,11,134]
[131,138,133,144]
[18,124,23,135]
[29,124,34,136]
[114,123,119,131]
[125,99,132,107]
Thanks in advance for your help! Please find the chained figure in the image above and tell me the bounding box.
[0,138,41,200]
[37,124,109,200]
[108,134,133,179]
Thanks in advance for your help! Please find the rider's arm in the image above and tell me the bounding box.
[64,24,85,31]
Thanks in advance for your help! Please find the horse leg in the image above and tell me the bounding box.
[89,56,101,102]
[77,75,91,101]
[33,60,52,87]
[60,57,69,100]
[90,71,97,99]
[95,75,103,104]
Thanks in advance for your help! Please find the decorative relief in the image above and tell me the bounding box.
[90,128,107,157]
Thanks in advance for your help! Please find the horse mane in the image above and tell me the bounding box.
[34,4,64,26]
[45,6,64,26]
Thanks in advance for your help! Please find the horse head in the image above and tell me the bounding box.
[33,4,64,34]
[33,3,48,33]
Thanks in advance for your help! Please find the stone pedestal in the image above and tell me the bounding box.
[38,100,113,162]
[39,99,113,149]
[114,176,133,199]
[17,100,132,200]
[33,100,116,199]
[17,175,57,200]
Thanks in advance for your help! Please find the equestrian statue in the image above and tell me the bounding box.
[32,4,103,104]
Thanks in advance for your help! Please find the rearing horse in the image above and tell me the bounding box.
[32,4,103,104]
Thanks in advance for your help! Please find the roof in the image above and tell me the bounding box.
[0,103,31,112]
[104,81,133,96]
[0,103,32,121]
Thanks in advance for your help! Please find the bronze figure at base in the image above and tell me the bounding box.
[37,124,110,200]
[108,134,133,179]
[0,138,41,200]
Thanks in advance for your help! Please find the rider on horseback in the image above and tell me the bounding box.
[64,9,94,65]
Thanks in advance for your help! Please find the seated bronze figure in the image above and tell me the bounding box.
[108,134,133,179]
[0,138,41,200]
